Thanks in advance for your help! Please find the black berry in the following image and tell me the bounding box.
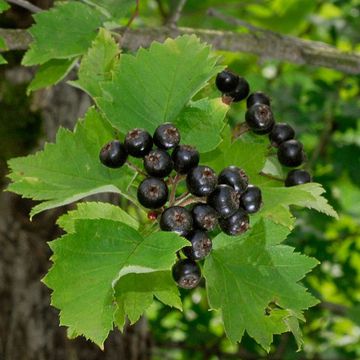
[99,140,128,168]
[160,206,193,237]
[144,149,173,178]
[246,91,271,108]
[226,77,250,102]
[240,185,262,214]
[186,166,217,197]
[245,104,275,134]
[219,209,249,236]
[277,139,305,167]
[172,259,201,289]
[124,128,153,158]
[153,123,181,150]
[172,145,200,174]
[137,177,168,209]
[285,169,312,187]
[191,203,218,231]
[218,166,248,194]
[207,185,240,218]
[215,70,239,93]
[183,230,212,261]
[269,123,295,147]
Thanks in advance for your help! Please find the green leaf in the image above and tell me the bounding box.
[0,36,7,64]
[7,108,135,218]
[202,130,269,180]
[174,98,228,153]
[204,219,319,351]
[84,0,134,19]
[57,202,139,233]
[69,28,119,98]
[43,219,187,347]
[22,2,104,66]
[114,271,182,328]
[260,183,339,229]
[0,0,10,12]
[98,35,222,133]
[27,58,78,94]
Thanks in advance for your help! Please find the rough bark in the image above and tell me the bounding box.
[0,25,359,74]
[0,68,152,360]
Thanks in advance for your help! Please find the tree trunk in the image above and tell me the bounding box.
[0,68,152,360]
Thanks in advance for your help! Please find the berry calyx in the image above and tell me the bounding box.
[137,177,168,209]
[124,128,153,158]
[240,185,262,214]
[215,70,239,93]
[246,91,271,108]
[219,209,249,236]
[285,169,312,187]
[160,206,193,236]
[277,139,305,167]
[207,184,240,218]
[144,149,173,178]
[172,259,201,289]
[172,145,200,174]
[99,140,128,168]
[269,123,295,147]
[226,77,250,102]
[186,165,217,197]
[183,230,212,261]
[153,123,181,150]
[245,104,275,134]
[218,166,248,194]
[191,203,218,231]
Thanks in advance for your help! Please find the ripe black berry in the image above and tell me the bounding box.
[124,128,153,158]
[160,206,193,236]
[172,259,201,289]
[153,123,180,150]
[219,209,249,236]
[246,91,271,108]
[144,149,173,178]
[191,203,218,231]
[226,77,250,102]
[137,177,168,209]
[269,123,295,147]
[277,139,305,167]
[99,140,128,168]
[172,145,200,174]
[207,185,240,218]
[285,169,312,187]
[183,230,212,261]
[245,104,275,134]
[215,70,239,93]
[186,166,217,197]
[240,185,262,214]
[218,166,248,194]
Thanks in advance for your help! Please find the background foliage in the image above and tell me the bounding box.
[0,0,359,359]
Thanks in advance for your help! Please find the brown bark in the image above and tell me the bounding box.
[0,68,152,360]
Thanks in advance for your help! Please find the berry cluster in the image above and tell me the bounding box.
[99,124,261,290]
[98,68,313,292]
[216,69,312,187]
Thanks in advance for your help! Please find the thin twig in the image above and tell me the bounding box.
[155,0,168,20]
[176,195,203,208]
[126,0,140,28]
[6,0,42,13]
[174,191,190,204]
[125,161,147,176]
[232,122,250,139]
[259,171,284,182]
[166,0,187,27]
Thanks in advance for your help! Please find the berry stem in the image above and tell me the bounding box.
[168,174,183,206]
[232,122,250,139]
[176,195,203,208]
[174,191,190,204]
[259,171,284,182]
[125,161,147,176]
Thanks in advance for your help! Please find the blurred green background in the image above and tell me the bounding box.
[1,0,359,359]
